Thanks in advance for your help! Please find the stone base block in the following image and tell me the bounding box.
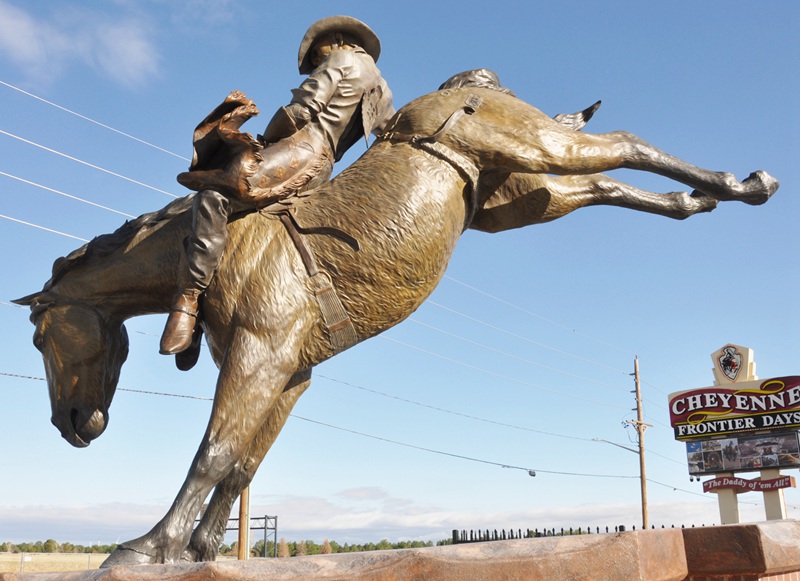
[0,528,686,581]
[682,519,800,579]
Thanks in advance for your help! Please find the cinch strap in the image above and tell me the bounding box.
[279,212,358,353]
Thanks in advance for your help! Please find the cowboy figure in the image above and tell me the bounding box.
[160,16,395,357]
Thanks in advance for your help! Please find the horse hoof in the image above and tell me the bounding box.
[741,170,780,205]
[101,545,157,568]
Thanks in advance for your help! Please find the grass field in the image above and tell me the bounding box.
[0,552,240,573]
[0,552,105,573]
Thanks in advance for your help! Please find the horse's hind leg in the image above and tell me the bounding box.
[472,172,719,233]
[606,131,779,204]
[506,116,779,204]
[564,173,720,219]
[185,370,312,562]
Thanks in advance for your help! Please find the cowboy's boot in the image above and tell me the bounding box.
[160,289,202,355]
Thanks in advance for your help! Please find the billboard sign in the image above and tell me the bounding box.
[669,376,800,441]
[686,431,800,476]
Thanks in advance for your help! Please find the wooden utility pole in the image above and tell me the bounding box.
[237,486,250,560]
[628,357,652,530]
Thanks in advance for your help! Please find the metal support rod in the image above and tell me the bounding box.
[238,486,250,560]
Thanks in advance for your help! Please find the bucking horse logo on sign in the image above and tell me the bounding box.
[718,345,743,382]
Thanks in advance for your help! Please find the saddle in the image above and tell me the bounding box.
[176,91,330,206]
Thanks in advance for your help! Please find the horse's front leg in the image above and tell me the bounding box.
[185,370,312,562]
[102,327,300,566]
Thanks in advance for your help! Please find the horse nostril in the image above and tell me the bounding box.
[69,408,107,442]
[70,408,80,431]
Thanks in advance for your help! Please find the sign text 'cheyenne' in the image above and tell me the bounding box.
[669,376,800,440]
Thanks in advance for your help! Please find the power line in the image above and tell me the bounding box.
[442,275,636,356]
[0,171,136,218]
[421,303,669,413]
[0,129,180,199]
[427,299,631,376]
[291,414,638,480]
[407,316,631,393]
[0,83,665,389]
[0,213,88,242]
[0,270,627,413]
[0,372,213,401]
[0,129,653,403]
[0,369,674,475]
[1,357,683,477]
[0,74,749,411]
[4,369,774,506]
[0,370,632,480]
[0,80,191,162]
[380,334,629,410]
[434,282,688,401]
[0,96,699,466]
[319,373,685,466]
[317,373,603,443]
[4,301,651,440]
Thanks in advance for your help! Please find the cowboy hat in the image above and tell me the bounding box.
[298,16,381,74]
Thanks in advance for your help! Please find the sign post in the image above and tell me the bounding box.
[762,468,788,520]
[715,472,740,525]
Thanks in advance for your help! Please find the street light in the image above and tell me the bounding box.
[592,438,638,455]
[593,436,648,529]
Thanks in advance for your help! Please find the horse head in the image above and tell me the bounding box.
[14,292,129,447]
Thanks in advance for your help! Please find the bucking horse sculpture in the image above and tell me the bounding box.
[14,82,778,565]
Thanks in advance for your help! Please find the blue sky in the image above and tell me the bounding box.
[0,1,797,547]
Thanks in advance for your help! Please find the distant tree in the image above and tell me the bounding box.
[296,540,307,556]
[43,539,58,553]
[377,539,392,551]
[304,540,320,555]
[277,537,290,558]
[218,543,231,556]
[61,542,75,553]
[251,540,264,557]
[321,539,332,554]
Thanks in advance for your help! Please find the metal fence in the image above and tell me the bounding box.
[452,524,701,544]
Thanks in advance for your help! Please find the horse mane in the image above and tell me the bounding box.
[45,194,196,290]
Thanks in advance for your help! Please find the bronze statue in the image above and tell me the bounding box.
[15,63,778,565]
[160,15,394,358]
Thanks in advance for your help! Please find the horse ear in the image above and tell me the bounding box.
[12,292,41,306]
